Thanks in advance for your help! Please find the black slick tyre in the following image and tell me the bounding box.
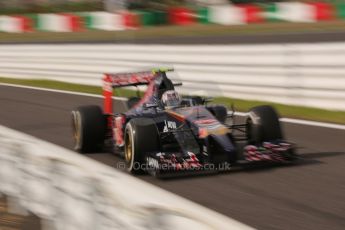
[124,118,159,174]
[71,105,105,153]
[246,105,283,144]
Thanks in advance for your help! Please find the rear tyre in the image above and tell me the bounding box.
[246,105,283,144]
[124,118,159,174]
[71,105,105,153]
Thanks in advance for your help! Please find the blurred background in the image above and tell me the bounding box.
[0,1,345,230]
[1,0,344,31]
[0,0,334,14]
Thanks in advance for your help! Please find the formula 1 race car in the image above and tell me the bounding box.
[71,68,296,177]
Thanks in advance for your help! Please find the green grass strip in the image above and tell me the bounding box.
[0,77,344,125]
[0,77,138,97]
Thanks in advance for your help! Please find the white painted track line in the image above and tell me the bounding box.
[1,82,344,130]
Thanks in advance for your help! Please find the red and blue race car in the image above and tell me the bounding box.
[71,68,296,178]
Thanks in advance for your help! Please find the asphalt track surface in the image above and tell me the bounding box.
[5,30,345,45]
[0,85,344,230]
[0,196,41,230]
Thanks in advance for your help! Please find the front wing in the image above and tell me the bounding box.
[141,141,296,177]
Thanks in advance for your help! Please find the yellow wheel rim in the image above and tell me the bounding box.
[125,132,132,163]
[72,111,81,148]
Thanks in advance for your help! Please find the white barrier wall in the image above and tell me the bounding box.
[0,44,344,110]
[0,125,253,230]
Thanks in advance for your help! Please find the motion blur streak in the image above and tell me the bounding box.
[0,124,253,230]
[0,85,344,230]
[1,82,344,131]
[1,44,345,110]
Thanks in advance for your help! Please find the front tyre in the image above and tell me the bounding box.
[246,105,283,144]
[124,118,159,174]
[71,105,105,153]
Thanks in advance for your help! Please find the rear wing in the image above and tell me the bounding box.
[103,71,156,88]
[102,68,174,113]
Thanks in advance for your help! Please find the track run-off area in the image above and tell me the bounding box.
[0,84,344,230]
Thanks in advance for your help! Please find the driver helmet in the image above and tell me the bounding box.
[161,90,181,108]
